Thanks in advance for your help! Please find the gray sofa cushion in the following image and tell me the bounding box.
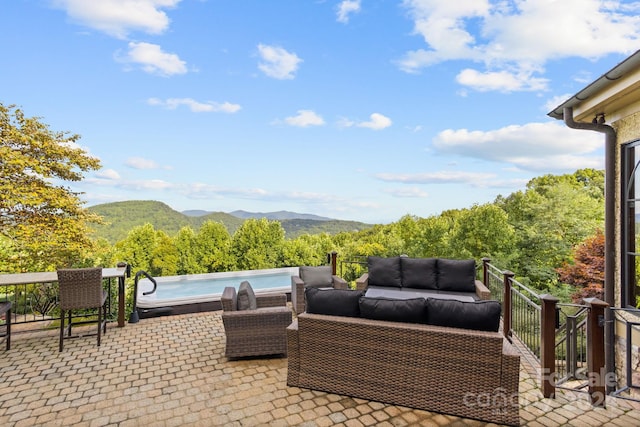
[365,286,477,302]
[305,288,363,318]
[437,258,476,292]
[359,296,427,324]
[237,281,257,310]
[368,256,402,288]
[425,299,501,332]
[401,257,438,290]
[300,265,333,288]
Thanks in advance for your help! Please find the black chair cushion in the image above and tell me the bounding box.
[437,258,476,292]
[425,299,501,332]
[401,257,438,290]
[359,296,427,324]
[305,287,363,318]
[367,256,402,288]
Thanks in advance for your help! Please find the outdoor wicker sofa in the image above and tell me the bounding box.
[356,256,491,302]
[221,283,292,358]
[287,305,520,425]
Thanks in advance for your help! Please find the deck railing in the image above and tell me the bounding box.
[610,307,640,400]
[0,277,120,330]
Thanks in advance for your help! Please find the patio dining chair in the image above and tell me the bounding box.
[57,267,108,352]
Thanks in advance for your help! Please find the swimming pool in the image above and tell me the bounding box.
[136,267,298,314]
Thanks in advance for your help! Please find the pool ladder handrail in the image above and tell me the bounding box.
[129,270,157,324]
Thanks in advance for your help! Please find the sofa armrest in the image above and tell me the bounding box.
[355,273,369,291]
[332,275,348,290]
[475,280,491,300]
[286,319,300,386]
[256,292,287,308]
[291,276,305,314]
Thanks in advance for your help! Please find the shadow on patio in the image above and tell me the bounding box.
[1,309,640,426]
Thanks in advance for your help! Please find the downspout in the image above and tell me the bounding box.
[563,106,616,394]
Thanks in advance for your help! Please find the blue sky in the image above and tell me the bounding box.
[3,1,640,224]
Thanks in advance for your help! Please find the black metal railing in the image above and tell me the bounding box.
[0,278,119,330]
[610,307,640,400]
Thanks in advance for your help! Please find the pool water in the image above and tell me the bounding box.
[153,272,291,299]
[136,267,298,308]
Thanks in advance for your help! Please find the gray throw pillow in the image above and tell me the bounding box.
[359,296,427,324]
[237,280,257,310]
[367,256,402,288]
[305,287,363,317]
[437,258,476,292]
[299,265,332,288]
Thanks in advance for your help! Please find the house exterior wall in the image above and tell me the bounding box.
[611,109,640,389]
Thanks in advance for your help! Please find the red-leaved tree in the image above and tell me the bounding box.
[556,229,604,303]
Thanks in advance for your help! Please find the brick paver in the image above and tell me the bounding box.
[1,310,640,426]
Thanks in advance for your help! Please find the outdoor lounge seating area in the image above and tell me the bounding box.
[288,280,517,425]
[1,310,640,426]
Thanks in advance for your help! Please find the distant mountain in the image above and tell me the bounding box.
[229,210,332,221]
[182,209,211,217]
[89,201,372,243]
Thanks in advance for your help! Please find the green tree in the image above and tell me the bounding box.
[151,230,179,276]
[230,218,285,270]
[175,226,201,274]
[448,203,516,263]
[112,223,158,273]
[0,103,102,271]
[196,220,234,272]
[498,170,604,288]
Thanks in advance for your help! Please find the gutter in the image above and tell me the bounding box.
[562,106,616,394]
[548,50,640,120]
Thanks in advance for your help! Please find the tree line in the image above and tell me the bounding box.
[0,103,605,302]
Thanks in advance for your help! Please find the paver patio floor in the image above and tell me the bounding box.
[1,309,640,426]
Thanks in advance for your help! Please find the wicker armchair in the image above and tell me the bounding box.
[57,268,108,352]
[221,286,292,359]
[291,266,348,314]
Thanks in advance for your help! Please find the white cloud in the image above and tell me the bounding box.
[433,121,604,171]
[456,68,548,93]
[119,42,187,76]
[284,110,325,127]
[52,0,182,39]
[383,187,429,198]
[337,0,361,24]
[357,113,392,130]
[257,44,302,80]
[147,97,241,113]
[376,171,496,185]
[95,168,121,180]
[125,157,161,170]
[399,0,640,92]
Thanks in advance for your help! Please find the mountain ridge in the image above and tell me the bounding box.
[88,200,372,243]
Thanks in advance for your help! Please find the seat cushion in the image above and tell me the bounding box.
[401,257,438,290]
[425,299,501,332]
[299,265,333,288]
[237,281,257,310]
[359,296,427,324]
[367,256,402,288]
[437,258,476,292]
[305,287,363,317]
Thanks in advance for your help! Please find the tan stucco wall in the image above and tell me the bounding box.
[611,110,640,386]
